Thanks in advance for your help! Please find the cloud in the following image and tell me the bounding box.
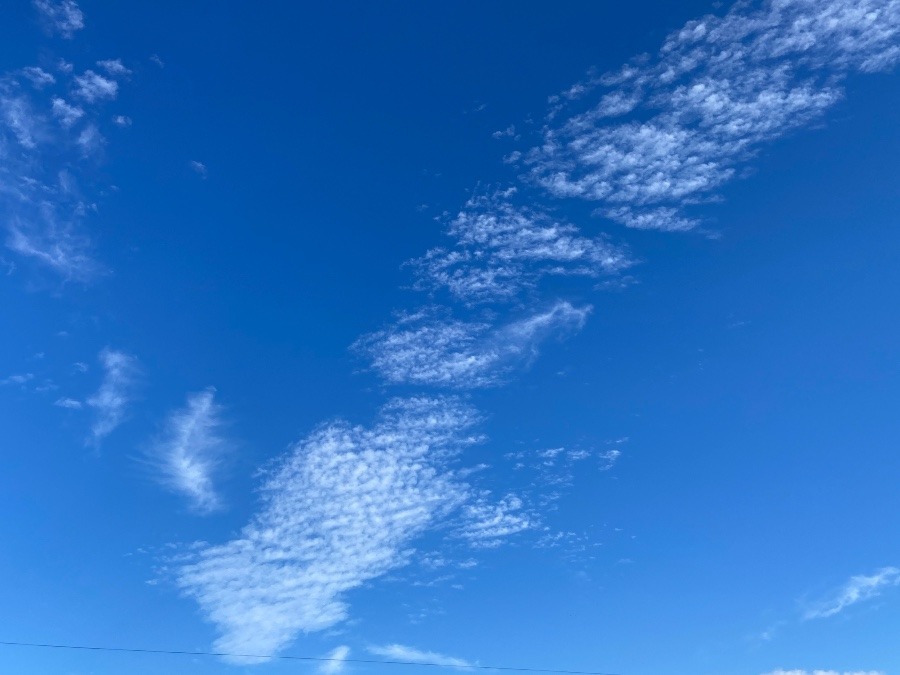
[368,644,472,669]
[761,671,885,675]
[148,388,230,514]
[413,189,632,303]
[803,566,900,620]
[319,646,350,674]
[190,160,208,178]
[96,59,131,77]
[73,70,118,102]
[458,493,534,547]
[51,97,85,127]
[113,115,132,127]
[2,60,125,280]
[356,302,591,388]
[524,0,900,231]
[0,373,35,386]
[21,66,55,88]
[86,348,139,444]
[33,0,84,38]
[54,397,82,409]
[177,397,484,660]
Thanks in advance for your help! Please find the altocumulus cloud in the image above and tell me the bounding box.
[413,188,632,304]
[524,0,900,232]
[149,388,230,514]
[177,398,525,660]
[1,14,132,280]
[356,301,591,388]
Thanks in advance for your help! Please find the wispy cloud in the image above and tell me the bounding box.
[86,348,139,444]
[356,301,590,388]
[2,49,129,280]
[761,671,885,675]
[190,160,208,178]
[73,70,118,103]
[0,373,35,386]
[319,646,350,674]
[54,396,82,409]
[413,188,631,303]
[803,566,900,620]
[148,388,229,514]
[368,644,472,669]
[177,397,482,659]
[524,0,900,231]
[33,0,84,39]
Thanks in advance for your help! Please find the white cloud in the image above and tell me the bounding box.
[413,190,632,303]
[112,115,132,127]
[54,397,82,409]
[319,646,351,674]
[525,0,900,231]
[368,644,472,669]
[803,566,900,620]
[96,59,131,77]
[190,160,208,178]
[33,0,84,38]
[2,59,128,280]
[458,493,534,547]
[149,388,229,514]
[177,397,483,660]
[356,302,591,388]
[21,67,55,88]
[761,671,885,675]
[51,97,84,127]
[73,70,118,103]
[0,373,35,386]
[86,348,139,444]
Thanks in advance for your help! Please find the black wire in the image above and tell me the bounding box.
[0,639,621,675]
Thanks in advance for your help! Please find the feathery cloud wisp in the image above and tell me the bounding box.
[86,348,138,444]
[149,388,229,514]
[368,644,472,670]
[803,566,900,620]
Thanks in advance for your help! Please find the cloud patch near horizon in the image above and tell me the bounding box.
[177,397,528,660]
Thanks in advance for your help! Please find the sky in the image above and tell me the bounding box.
[1,1,899,674]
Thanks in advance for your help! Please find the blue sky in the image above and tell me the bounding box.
[1,1,899,674]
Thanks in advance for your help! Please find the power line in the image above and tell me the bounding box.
[0,640,621,675]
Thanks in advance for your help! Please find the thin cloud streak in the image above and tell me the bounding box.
[803,566,900,620]
[86,348,139,444]
[368,644,473,670]
[149,388,229,514]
